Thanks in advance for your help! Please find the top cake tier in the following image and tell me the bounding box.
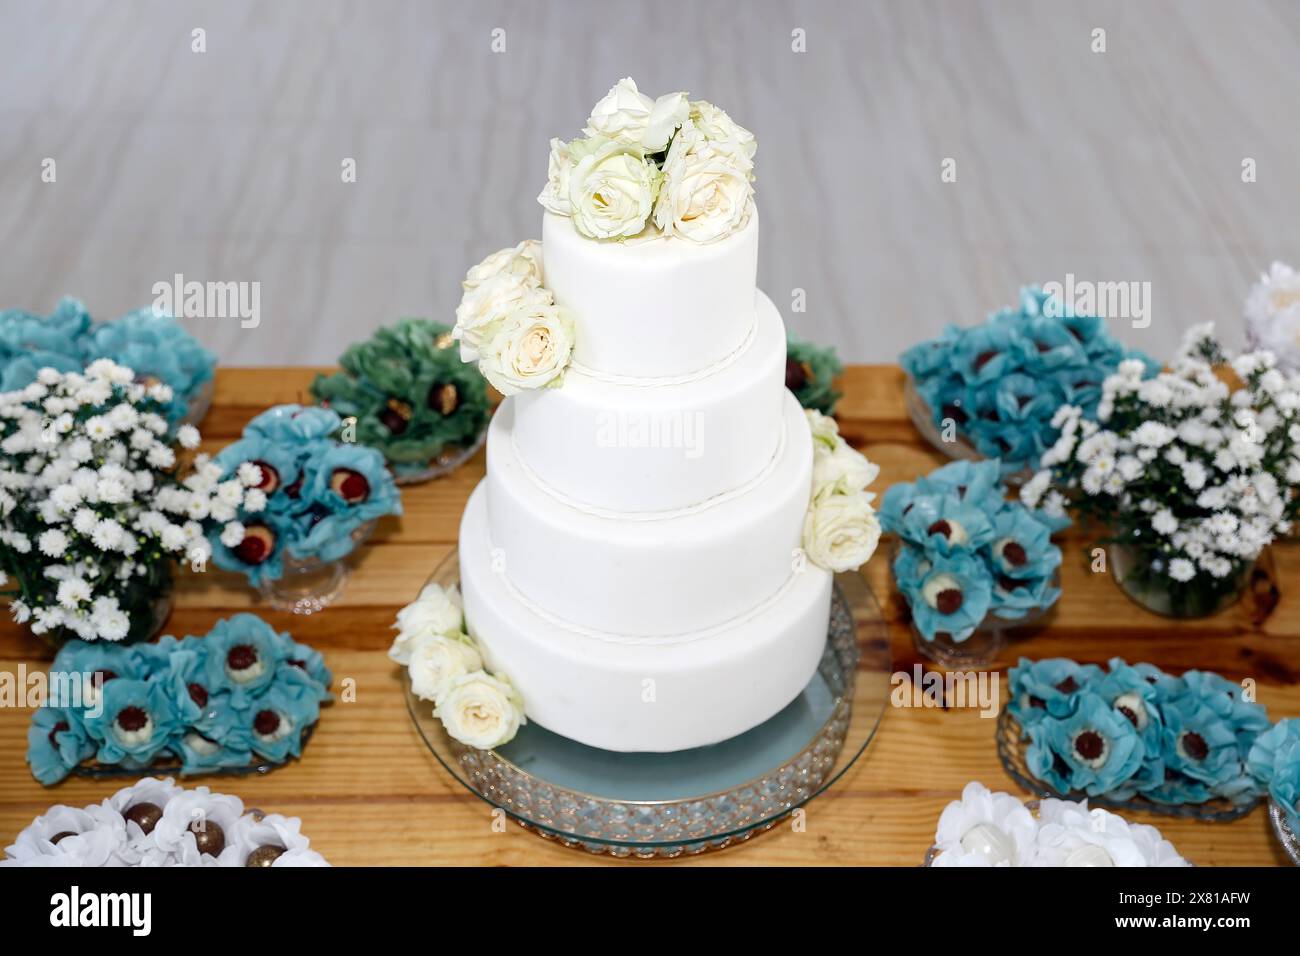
[542,209,759,379]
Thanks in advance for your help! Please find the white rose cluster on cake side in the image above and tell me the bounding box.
[440,79,878,753]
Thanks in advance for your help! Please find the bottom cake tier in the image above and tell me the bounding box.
[458,483,833,753]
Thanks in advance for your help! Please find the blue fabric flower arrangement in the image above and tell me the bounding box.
[1247,719,1300,835]
[883,459,1064,643]
[25,614,331,785]
[209,404,403,585]
[0,297,216,423]
[900,285,1158,474]
[1008,656,1271,807]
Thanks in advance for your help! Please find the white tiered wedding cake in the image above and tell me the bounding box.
[448,80,880,753]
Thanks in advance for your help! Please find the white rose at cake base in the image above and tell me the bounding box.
[436,79,879,754]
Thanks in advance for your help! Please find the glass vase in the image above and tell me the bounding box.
[912,623,1006,668]
[1109,543,1252,618]
[257,521,375,615]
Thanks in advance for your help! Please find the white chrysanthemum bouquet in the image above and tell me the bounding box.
[1024,324,1300,616]
[0,360,263,643]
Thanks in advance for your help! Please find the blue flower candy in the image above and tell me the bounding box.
[1026,693,1145,799]
[245,404,341,444]
[1007,657,1103,726]
[901,284,1158,473]
[1247,719,1300,833]
[25,616,332,783]
[211,405,402,580]
[1010,657,1272,807]
[898,550,993,643]
[27,707,97,786]
[83,308,216,423]
[83,678,181,768]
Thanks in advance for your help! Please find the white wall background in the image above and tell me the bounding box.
[1,0,1297,366]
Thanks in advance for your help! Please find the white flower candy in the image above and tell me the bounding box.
[434,670,526,750]
[930,783,1189,867]
[478,302,576,396]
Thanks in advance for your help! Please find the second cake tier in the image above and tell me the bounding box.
[485,389,814,637]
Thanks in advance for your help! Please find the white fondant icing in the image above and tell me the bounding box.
[542,209,759,378]
[485,392,814,636]
[511,290,787,513]
[459,484,832,752]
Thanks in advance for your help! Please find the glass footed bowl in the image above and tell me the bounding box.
[903,375,1034,486]
[258,520,376,615]
[889,540,1058,668]
[403,550,893,858]
[390,426,487,485]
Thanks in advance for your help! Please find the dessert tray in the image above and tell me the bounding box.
[404,549,891,858]
[996,707,1261,823]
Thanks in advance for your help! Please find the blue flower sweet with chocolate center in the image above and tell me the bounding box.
[84,679,180,768]
[1027,694,1145,798]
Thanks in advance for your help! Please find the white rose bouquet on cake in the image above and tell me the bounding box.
[452,240,575,396]
[538,77,757,244]
[801,410,882,573]
[389,582,526,750]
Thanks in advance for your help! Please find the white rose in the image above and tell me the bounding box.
[584,77,655,143]
[537,138,574,216]
[652,121,753,243]
[802,491,881,573]
[453,272,552,363]
[805,408,841,450]
[812,438,879,501]
[389,582,464,665]
[568,139,660,240]
[462,240,544,292]
[434,670,526,750]
[643,91,690,152]
[690,99,757,159]
[407,632,483,705]
[478,302,575,396]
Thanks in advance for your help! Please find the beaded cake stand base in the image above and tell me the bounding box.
[404,550,891,858]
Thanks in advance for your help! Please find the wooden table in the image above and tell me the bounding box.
[1,367,1296,866]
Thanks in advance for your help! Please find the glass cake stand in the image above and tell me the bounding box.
[404,549,892,858]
